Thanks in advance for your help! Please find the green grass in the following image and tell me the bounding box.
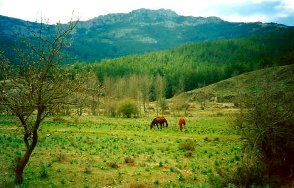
[0,111,241,187]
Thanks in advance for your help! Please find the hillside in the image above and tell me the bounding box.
[72,31,294,98]
[174,64,294,103]
[1,8,293,63]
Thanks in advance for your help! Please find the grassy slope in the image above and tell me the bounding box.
[0,111,240,187]
[175,64,294,103]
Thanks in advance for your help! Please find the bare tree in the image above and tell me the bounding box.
[0,19,77,185]
[103,76,117,116]
[84,72,104,115]
[139,75,152,113]
[154,74,167,115]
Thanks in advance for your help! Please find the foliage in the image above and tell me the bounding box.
[72,31,294,98]
[117,99,139,118]
[232,73,294,186]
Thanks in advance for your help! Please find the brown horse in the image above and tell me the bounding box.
[178,117,186,131]
[150,116,168,129]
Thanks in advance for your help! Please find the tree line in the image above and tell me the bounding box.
[71,30,294,98]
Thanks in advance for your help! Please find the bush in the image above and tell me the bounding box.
[124,157,135,165]
[107,161,119,169]
[179,139,195,151]
[232,77,294,186]
[184,151,193,158]
[39,162,48,178]
[84,165,92,174]
[117,99,139,118]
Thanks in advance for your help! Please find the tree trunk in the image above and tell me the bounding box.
[91,95,96,116]
[14,130,38,184]
[97,96,100,116]
[77,106,83,116]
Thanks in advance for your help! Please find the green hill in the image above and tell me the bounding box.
[174,64,294,103]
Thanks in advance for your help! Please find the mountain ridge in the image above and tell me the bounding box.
[0,9,293,63]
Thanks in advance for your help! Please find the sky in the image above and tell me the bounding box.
[0,0,293,26]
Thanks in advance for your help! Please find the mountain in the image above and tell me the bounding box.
[0,9,293,63]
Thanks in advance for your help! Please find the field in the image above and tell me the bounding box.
[0,105,242,187]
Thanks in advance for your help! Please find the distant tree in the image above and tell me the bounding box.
[197,83,208,110]
[279,50,294,66]
[114,77,127,99]
[117,99,139,118]
[127,75,139,100]
[0,19,77,185]
[139,75,152,113]
[172,96,190,116]
[103,76,117,117]
[84,72,104,115]
[74,87,87,116]
[154,74,167,115]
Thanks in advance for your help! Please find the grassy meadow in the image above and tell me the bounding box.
[0,103,242,187]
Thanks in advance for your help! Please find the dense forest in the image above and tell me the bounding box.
[71,31,294,99]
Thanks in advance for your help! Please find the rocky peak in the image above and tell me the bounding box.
[130,8,178,18]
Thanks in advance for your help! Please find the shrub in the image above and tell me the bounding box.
[39,162,48,178]
[117,99,139,118]
[177,173,185,181]
[84,165,92,174]
[107,161,119,169]
[179,139,195,151]
[232,77,294,186]
[184,151,193,158]
[54,152,66,162]
[124,157,135,165]
[154,179,160,185]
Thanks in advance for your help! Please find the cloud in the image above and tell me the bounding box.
[209,0,294,25]
[236,1,280,16]
[273,15,294,25]
[0,0,293,25]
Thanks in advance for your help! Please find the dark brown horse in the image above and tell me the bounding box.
[150,116,168,129]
